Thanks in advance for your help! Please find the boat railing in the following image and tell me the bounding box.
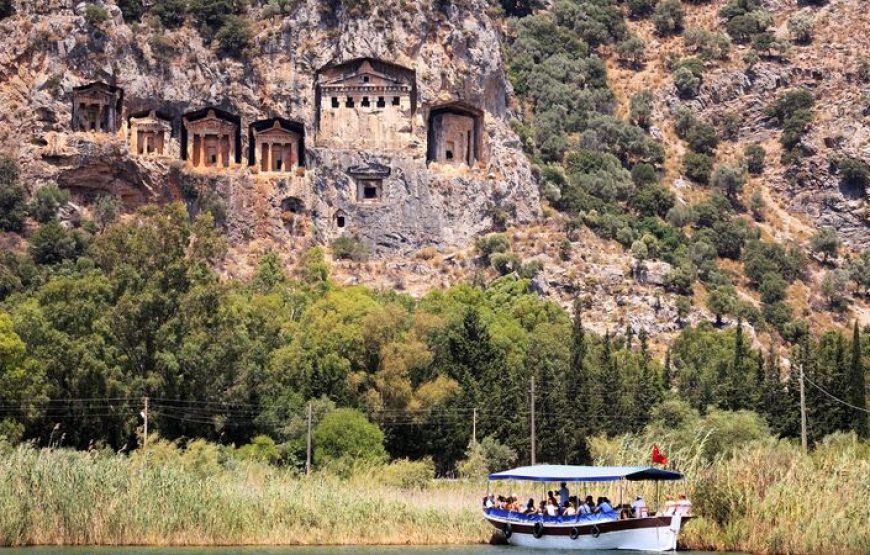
[484,507,620,524]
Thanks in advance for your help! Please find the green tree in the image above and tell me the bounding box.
[711,164,746,201]
[151,0,188,28]
[810,228,840,262]
[683,152,713,184]
[849,322,868,438]
[787,13,814,44]
[707,286,736,326]
[29,183,69,224]
[653,0,684,36]
[312,408,387,465]
[745,143,766,174]
[84,4,109,26]
[565,300,592,462]
[28,220,82,265]
[0,156,27,232]
[847,251,870,295]
[216,15,253,56]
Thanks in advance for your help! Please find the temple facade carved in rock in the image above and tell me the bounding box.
[249,118,305,173]
[128,110,172,156]
[182,108,242,168]
[72,82,123,133]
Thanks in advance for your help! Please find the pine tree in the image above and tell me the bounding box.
[849,322,868,437]
[663,348,672,392]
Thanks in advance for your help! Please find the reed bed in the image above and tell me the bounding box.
[0,446,489,547]
[2,436,869,553]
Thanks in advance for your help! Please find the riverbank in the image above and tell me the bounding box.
[1,437,868,554]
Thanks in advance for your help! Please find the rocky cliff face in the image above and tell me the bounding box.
[0,0,538,257]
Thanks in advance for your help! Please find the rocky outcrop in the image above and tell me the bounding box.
[0,0,538,257]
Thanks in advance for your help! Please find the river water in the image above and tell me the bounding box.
[2,547,744,554]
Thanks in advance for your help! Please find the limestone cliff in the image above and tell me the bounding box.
[0,0,538,257]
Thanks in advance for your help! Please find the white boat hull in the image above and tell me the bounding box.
[485,513,690,552]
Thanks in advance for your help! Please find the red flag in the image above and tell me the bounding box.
[652,445,668,466]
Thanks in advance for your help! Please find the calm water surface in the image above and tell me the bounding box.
[2,547,745,555]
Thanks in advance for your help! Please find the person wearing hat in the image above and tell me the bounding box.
[631,495,648,518]
[663,495,677,516]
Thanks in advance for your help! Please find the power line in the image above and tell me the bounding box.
[803,373,870,414]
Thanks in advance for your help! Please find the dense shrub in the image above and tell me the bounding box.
[553,0,627,47]
[631,163,657,186]
[652,0,685,36]
[117,0,145,21]
[151,0,188,28]
[720,0,772,44]
[630,184,675,217]
[28,220,85,265]
[787,13,814,44]
[29,183,70,224]
[491,252,521,275]
[684,28,731,60]
[189,0,246,39]
[629,90,653,128]
[745,143,765,174]
[500,0,544,17]
[683,152,713,184]
[675,109,718,153]
[476,233,510,262]
[674,66,701,98]
[809,228,840,261]
[627,0,658,17]
[215,15,253,55]
[0,156,26,232]
[743,240,805,285]
[836,156,870,193]
[616,35,646,68]
[759,272,788,304]
[312,409,387,465]
[766,89,814,150]
[331,235,369,262]
[84,4,110,26]
[710,164,745,200]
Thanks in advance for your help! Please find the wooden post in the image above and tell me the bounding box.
[143,396,149,451]
[306,401,312,475]
[530,376,536,465]
[800,363,808,452]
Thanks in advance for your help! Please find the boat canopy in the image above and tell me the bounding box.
[488,465,683,482]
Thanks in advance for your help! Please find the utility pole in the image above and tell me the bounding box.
[799,364,808,452]
[530,376,536,465]
[306,401,312,475]
[143,396,149,451]
[472,407,477,445]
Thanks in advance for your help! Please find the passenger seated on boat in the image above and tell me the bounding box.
[578,496,593,515]
[537,500,546,514]
[675,494,692,516]
[662,495,676,516]
[545,498,558,516]
[594,496,613,514]
[495,495,506,509]
[632,496,649,518]
[562,501,577,516]
[524,498,536,514]
[509,496,523,512]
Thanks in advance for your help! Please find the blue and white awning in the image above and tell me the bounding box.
[488,465,683,482]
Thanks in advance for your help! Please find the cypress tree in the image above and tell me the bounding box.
[849,322,868,437]
[634,329,662,429]
[600,331,621,435]
[566,300,592,462]
[663,348,672,392]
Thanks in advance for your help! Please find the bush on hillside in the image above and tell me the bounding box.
[652,0,684,36]
[683,152,713,184]
[331,234,369,262]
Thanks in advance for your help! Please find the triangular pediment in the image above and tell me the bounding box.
[347,162,391,179]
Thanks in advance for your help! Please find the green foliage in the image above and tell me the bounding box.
[675,108,718,153]
[84,4,110,26]
[189,0,246,38]
[711,164,745,200]
[652,0,684,36]
[262,0,301,17]
[215,15,253,56]
[684,27,731,60]
[0,156,26,232]
[847,251,870,294]
[742,239,805,286]
[313,408,387,465]
[476,233,510,263]
[787,13,814,44]
[331,234,369,262]
[821,269,849,311]
[745,143,765,174]
[616,35,646,68]
[28,220,85,265]
[629,90,653,129]
[458,436,517,478]
[674,66,701,98]
[151,0,188,28]
[630,184,675,217]
[500,0,544,17]
[235,435,280,464]
[117,0,145,21]
[683,152,713,184]
[766,89,814,151]
[810,227,840,261]
[627,0,657,18]
[93,194,122,230]
[378,457,434,487]
[836,156,870,194]
[490,252,521,275]
[29,183,69,224]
